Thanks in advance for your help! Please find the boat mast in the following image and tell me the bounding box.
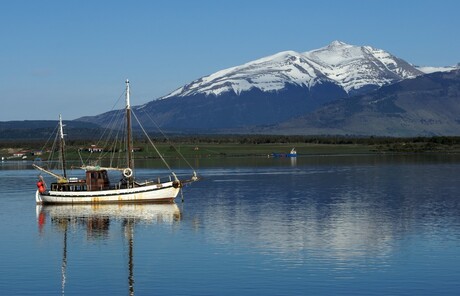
[59,114,67,179]
[125,80,134,173]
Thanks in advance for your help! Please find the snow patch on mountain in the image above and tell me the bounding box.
[416,65,460,74]
[165,50,328,98]
[303,41,421,92]
[162,41,425,99]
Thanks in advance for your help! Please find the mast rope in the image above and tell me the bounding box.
[35,122,59,171]
[136,108,197,174]
[82,91,125,168]
[131,110,175,174]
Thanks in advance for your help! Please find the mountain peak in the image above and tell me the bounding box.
[328,40,349,47]
[163,41,423,99]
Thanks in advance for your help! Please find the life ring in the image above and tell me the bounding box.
[173,180,182,188]
[123,168,133,178]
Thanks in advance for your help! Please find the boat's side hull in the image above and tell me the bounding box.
[36,182,180,204]
[271,153,297,158]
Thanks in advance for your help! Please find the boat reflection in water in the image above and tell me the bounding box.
[37,203,181,225]
[37,203,181,295]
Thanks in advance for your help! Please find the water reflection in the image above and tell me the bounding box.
[37,203,181,225]
[188,163,460,270]
[199,194,398,264]
[0,159,458,295]
[37,203,181,295]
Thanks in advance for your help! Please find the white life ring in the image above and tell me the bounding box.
[123,168,133,178]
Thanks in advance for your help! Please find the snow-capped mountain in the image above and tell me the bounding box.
[80,41,458,135]
[163,41,423,99]
[303,41,422,93]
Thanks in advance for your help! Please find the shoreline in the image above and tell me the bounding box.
[3,142,460,163]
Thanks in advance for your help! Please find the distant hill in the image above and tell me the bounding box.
[0,120,103,140]
[263,69,460,136]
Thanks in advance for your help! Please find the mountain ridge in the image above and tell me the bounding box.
[160,40,423,100]
[262,69,460,136]
[73,41,460,136]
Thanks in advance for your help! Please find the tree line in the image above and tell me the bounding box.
[2,135,460,151]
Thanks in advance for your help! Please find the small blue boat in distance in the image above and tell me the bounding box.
[271,148,297,158]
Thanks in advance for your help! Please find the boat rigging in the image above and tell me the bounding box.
[33,80,199,204]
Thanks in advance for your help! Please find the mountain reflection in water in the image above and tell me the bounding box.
[184,161,460,270]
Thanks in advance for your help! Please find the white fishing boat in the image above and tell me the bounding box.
[33,80,198,204]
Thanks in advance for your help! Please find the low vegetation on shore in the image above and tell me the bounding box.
[1,136,460,161]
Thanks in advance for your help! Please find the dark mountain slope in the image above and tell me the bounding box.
[268,70,460,136]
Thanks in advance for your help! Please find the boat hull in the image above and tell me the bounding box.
[36,182,180,204]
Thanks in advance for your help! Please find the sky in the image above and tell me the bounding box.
[1,0,459,121]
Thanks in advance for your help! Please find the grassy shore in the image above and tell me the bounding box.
[3,139,460,161]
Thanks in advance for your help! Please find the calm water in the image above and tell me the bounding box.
[1,155,460,295]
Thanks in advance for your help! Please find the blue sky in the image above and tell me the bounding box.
[1,0,459,121]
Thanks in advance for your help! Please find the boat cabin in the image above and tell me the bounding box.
[49,170,111,192]
[86,170,110,191]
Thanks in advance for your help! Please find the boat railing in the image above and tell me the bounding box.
[134,174,176,186]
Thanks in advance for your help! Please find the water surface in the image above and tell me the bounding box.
[1,155,459,295]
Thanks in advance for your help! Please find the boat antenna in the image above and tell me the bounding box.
[125,79,134,174]
[59,114,67,179]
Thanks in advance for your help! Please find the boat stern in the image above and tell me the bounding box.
[35,190,43,204]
